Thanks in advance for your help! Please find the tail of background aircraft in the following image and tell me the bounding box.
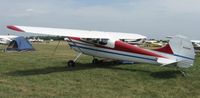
[156,36,195,68]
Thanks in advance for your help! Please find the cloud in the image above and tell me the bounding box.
[1,0,200,39]
[26,8,34,12]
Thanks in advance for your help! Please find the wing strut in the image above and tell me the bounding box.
[68,37,83,53]
[52,40,61,55]
[67,52,82,68]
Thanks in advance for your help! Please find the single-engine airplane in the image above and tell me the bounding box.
[7,25,195,71]
[0,35,17,44]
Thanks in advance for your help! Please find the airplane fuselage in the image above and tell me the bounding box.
[66,37,166,65]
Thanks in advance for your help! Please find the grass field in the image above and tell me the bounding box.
[0,41,200,98]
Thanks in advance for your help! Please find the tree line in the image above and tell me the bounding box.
[26,36,65,41]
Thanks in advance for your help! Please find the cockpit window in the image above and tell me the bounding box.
[98,39,108,45]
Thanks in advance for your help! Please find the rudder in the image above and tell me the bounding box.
[168,36,195,68]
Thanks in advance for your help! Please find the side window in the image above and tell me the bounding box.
[98,39,108,45]
[81,38,108,45]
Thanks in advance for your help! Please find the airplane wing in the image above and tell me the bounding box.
[7,25,146,40]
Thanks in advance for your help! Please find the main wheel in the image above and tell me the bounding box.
[68,60,75,67]
[92,59,99,64]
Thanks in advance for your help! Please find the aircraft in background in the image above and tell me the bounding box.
[29,37,44,42]
[0,35,17,44]
[191,40,200,47]
[7,25,195,75]
[191,40,200,52]
[144,40,165,47]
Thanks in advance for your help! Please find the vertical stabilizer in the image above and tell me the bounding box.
[169,36,195,68]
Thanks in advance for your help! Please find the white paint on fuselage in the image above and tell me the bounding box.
[68,40,158,64]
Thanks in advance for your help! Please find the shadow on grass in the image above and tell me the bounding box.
[105,66,183,79]
[5,62,118,76]
[105,66,152,74]
[5,66,67,76]
[5,62,182,79]
[150,70,182,79]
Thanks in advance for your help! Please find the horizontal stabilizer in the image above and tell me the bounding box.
[157,58,193,68]
[157,58,177,66]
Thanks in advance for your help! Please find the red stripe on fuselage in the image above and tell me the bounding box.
[115,41,164,58]
[68,37,165,58]
[68,37,81,40]
[154,44,173,54]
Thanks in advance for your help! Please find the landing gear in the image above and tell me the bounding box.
[67,52,82,68]
[92,58,99,64]
[176,67,188,77]
[179,70,188,77]
[67,60,75,67]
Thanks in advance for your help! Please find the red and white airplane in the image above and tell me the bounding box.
[7,25,195,70]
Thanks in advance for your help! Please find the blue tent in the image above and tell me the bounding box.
[6,36,34,51]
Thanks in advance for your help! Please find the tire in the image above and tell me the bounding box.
[92,59,99,64]
[67,60,75,67]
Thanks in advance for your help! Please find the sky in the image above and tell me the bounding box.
[0,0,200,39]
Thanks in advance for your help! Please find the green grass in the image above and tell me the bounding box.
[0,41,200,98]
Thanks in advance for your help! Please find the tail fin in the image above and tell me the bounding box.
[168,36,195,68]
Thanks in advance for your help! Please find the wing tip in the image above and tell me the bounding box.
[7,25,25,32]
